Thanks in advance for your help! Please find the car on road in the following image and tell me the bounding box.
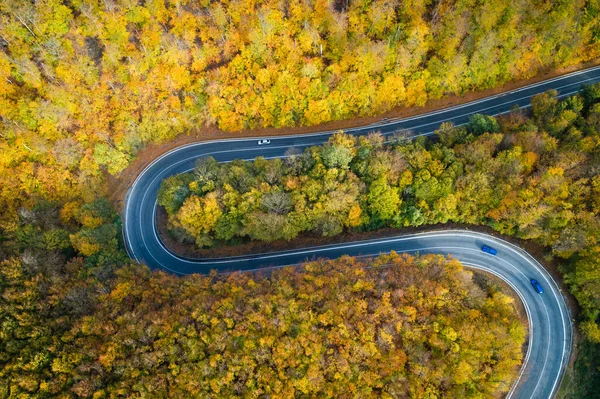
[257,139,271,145]
[481,245,498,255]
[530,279,544,294]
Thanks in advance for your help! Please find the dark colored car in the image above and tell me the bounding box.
[481,245,498,255]
[530,279,544,294]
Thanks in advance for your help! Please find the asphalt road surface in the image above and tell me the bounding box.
[121,66,600,398]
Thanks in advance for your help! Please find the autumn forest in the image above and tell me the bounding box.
[160,88,600,346]
[2,0,600,397]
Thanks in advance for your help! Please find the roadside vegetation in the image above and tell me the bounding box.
[559,338,600,399]
[0,249,525,398]
[160,87,600,343]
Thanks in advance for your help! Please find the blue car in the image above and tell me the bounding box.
[530,279,544,294]
[481,245,498,255]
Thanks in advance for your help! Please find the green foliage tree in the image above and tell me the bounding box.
[467,114,500,135]
[367,175,401,221]
[157,174,194,215]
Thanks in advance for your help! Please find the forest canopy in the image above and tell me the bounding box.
[1,0,600,396]
[159,86,600,343]
[1,0,600,223]
[0,249,526,398]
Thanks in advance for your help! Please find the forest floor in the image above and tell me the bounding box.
[108,59,600,212]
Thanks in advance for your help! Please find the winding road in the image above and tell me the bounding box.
[121,66,600,398]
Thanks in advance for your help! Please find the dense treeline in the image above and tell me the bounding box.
[1,0,600,222]
[1,233,525,398]
[160,86,600,342]
[1,1,599,394]
[0,200,126,398]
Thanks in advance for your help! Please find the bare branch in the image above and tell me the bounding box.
[15,14,37,38]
